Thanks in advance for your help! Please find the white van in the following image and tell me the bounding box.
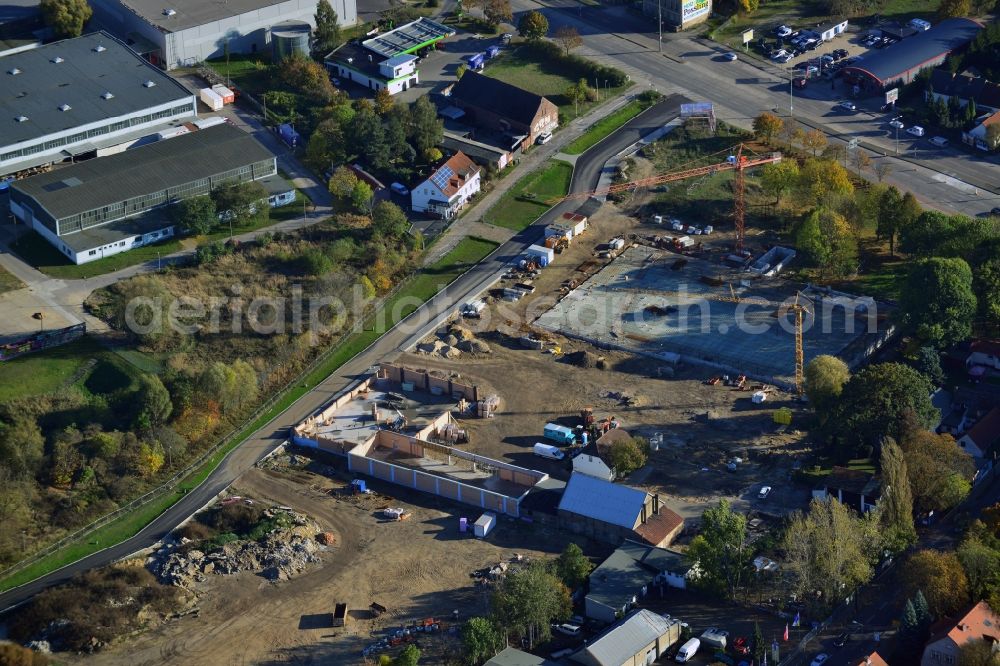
[929,136,949,147]
[533,443,565,460]
[675,637,700,663]
[908,18,931,31]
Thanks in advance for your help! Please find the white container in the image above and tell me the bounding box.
[211,84,235,104]
[473,511,496,537]
[704,225,714,235]
[533,442,565,460]
[199,88,223,111]
[526,244,555,266]
[571,219,587,236]
[610,237,626,250]
[654,215,663,224]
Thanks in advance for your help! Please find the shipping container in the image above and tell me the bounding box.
[609,237,626,251]
[192,116,227,130]
[211,84,235,104]
[199,88,223,111]
[473,511,497,537]
[543,423,576,445]
[525,244,554,266]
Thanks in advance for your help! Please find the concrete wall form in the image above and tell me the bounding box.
[381,363,480,401]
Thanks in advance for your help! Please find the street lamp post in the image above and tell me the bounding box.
[658,0,662,53]
[895,125,900,155]
[789,68,794,117]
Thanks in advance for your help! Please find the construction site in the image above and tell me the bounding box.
[534,244,893,387]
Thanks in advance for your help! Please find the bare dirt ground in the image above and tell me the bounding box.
[73,465,561,666]
[406,201,812,522]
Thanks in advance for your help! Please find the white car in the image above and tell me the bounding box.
[810,654,829,666]
[758,486,772,499]
[537,131,553,145]
[554,623,582,637]
[775,25,792,37]
[907,125,925,137]
[770,49,789,61]
[929,136,949,147]
[836,100,857,111]
[889,119,905,130]
[725,52,738,61]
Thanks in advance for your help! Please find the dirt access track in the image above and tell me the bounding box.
[74,466,558,666]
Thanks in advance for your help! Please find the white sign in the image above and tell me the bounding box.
[681,0,710,21]
[742,28,754,44]
[885,87,899,105]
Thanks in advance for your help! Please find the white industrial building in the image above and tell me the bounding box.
[87,0,357,69]
[0,31,196,177]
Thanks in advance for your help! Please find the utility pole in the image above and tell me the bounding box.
[658,0,662,53]
[789,68,794,117]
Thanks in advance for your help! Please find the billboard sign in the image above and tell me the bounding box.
[885,87,899,105]
[0,323,86,361]
[742,28,754,44]
[681,0,711,22]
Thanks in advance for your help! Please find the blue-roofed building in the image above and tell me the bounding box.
[557,473,684,548]
[843,18,983,90]
[411,151,480,219]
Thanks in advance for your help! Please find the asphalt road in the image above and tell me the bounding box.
[0,96,686,613]
[507,0,1000,218]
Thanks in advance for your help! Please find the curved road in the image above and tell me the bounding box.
[0,95,687,613]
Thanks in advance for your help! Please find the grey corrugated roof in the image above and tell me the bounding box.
[115,0,295,32]
[558,472,646,528]
[844,18,982,84]
[579,610,673,665]
[13,123,274,220]
[1,31,192,146]
[485,647,557,666]
[586,549,654,611]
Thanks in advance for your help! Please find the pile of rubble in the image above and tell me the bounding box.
[416,324,491,358]
[150,517,327,587]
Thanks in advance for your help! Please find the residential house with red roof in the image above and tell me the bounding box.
[410,151,480,220]
[963,110,1000,151]
[921,601,1000,666]
[958,406,1000,460]
[854,651,889,666]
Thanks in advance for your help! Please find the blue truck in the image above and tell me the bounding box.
[543,423,577,445]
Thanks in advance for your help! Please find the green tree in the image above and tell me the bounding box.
[328,165,359,201]
[482,0,512,27]
[799,158,854,202]
[752,112,784,143]
[374,88,395,116]
[198,360,258,413]
[40,0,91,37]
[957,537,1000,607]
[607,437,648,478]
[901,550,970,617]
[136,374,173,429]
[137,441,166,478]
[914,590,933,628]
[795,208,857,278]
[392,645,420,666]
[938,0,972,18]
[554,543,593,589]
[783,498,876,610]
[802,129,828,157]
[461,617,504,664]
[305,119,346,174]
[759,160,798,204]
[900,257,976,348]
[975,258,1000,328]
[106,275,177,350]
[879,439,917,552]
[351,180,374,214]
[372,200,410,239]
[492,560,571,647]
[359,275,377,300]
[875,186,904,256]
[565,78,589,115]
[751,621,765,664]
[456,63,468,79]
[518,11,549,40]
[279,54,336,103]
[170,196,217,236]
[914,347,945,385]
[313,0,342,54]
[410,96,443,156]
[804,355,850,423]
[212,180,269,228]
[0,414,45,477]
[686,499,749,599]
[829,363,937,453]
[899,429,974,514]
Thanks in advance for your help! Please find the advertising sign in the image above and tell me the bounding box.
[682,0,710,21]
[885,87,899,105]
[742,28,754,44]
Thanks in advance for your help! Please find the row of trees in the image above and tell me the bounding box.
[169,181,271,236]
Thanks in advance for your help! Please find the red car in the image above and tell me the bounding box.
[793,77,807,89]
[733,637,750,655]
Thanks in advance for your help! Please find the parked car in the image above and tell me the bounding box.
[991,207,1000,216]
[536,131,553,145]
[554,623,582,637]
[725,52,738,61]
[775,25,793,37]
[758,485,772,499]
[929,136,949,147]
[907,125,925,137]
[810,655,830,666]
[390,182,409,196]
[778,53,793,63]
[888,118,905,130]
[836,100,857,111]
[771,49,789,61]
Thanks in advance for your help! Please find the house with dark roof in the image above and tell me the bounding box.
[928,69,1000,114]
[410,151,480,219]
[812,467,881,514]
[967,340,1000,370]
[448,71,558,151]
[485,647,557,666]
[920,601,999,666]
[958,406,1000,459]
[572,609,681,665]
[842,18,983,90]
[558,472,684,547]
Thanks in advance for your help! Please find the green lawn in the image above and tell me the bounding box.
[0,337,100,402]
[10,231,182,280]
[711,0,940,49]
[0,235,500,593]
[0,265,24,294]
[485,48,631,122]
[483,160,574,231]
[564,100,650,155]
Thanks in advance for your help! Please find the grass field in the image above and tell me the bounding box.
[0,235,500,593]
[485,48,631,122]
[564,100,650,155]
[710,0,940,48]
[0,265,24,294]
[483,160,574,231]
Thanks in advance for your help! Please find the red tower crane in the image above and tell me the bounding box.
[551,144,782,254]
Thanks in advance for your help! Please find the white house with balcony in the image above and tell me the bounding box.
[411,151,480,219]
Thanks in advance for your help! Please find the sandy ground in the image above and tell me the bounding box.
[74,465,566,666]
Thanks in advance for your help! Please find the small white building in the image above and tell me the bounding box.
[411,151,480,219]
[962,110,1000,151]
[573,454,613,481]
[818,19,849,41]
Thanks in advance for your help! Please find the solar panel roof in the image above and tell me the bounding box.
[362,17,454,58]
